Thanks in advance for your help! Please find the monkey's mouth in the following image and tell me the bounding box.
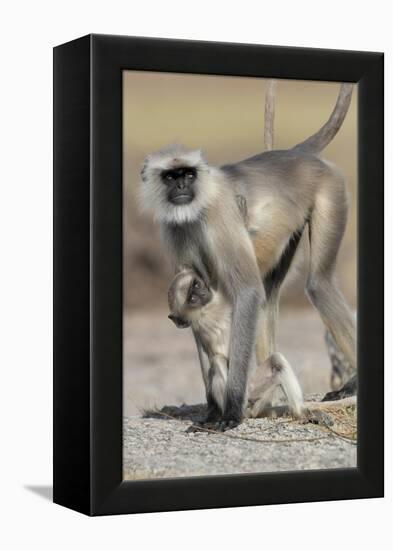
[170,194,194,205]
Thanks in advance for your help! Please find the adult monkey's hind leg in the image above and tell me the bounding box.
[248,352,304,418]
[306,179,356,398]
[255,226,305,365]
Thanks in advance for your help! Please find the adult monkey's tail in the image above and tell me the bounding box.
[292,83,354,154]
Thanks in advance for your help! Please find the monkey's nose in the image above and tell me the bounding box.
[176,181,186,189]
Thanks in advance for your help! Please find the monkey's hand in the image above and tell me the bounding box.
[206,415,241,432]
[217,418,241,431]
[204,403,221,423]
[186,408,222,433]
[186,414,241,433]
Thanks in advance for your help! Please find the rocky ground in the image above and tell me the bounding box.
[123,402,356,480]
[123,309,357,480]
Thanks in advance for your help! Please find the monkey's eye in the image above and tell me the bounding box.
[189,294,198,303]
[185,172,195,181]
[164,173,174,182]
[193,280,200,289]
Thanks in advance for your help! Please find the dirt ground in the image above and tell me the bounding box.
[123,406,357,480]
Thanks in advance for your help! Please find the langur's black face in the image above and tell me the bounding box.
[161,166,197,205]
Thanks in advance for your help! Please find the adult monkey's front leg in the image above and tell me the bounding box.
[218,284,264,431]
[255,228,305,365]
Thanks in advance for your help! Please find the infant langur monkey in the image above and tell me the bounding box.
[167,196,304,426]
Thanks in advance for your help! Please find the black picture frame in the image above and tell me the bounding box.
[53,34,384,516]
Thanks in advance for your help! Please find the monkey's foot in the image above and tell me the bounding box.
[322,375,357,402]
[218,419,240,431]
[186,412,242,433]
[206,417,241,432]
[204,409,221,424]
[186,416,224,433]
[187,407,222,432]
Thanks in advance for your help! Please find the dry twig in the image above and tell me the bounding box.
[150,408,353,446]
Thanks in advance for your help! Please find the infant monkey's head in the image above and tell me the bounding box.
[168,269,212,328]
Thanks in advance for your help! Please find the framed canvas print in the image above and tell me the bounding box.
[53,34,384,516]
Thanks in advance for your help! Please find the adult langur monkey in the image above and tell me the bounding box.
[139,83,356,430]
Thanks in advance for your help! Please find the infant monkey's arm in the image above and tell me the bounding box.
[208,355,228,414]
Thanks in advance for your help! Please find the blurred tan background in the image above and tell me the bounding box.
[123,72,357,416]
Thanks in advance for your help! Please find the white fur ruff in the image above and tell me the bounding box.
[138,144,220,224]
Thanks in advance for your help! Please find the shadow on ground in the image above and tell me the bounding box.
[143,403,207,423]
[24,485,52,501]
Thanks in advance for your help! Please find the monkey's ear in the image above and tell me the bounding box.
[168,314,190,329]
[140,159,148,182]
